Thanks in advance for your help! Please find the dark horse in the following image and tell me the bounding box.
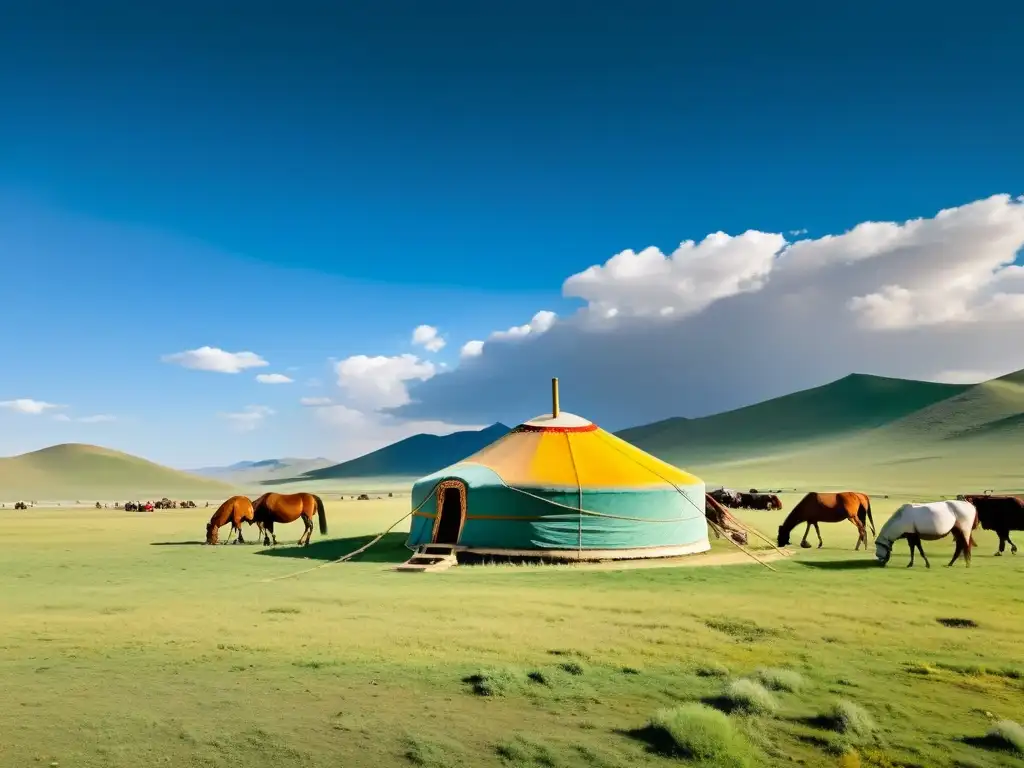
[251,492,327,547]
[961,494,1023,555]
[777,492,875,550]
[205,495,258,545]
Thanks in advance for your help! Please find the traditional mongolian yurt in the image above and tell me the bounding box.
[406,379,709,561]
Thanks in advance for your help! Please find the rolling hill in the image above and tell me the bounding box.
[297,423,511,482]
[190,457,335,484]
[0,444,236,502]
[656,371,1024,495]
[616,373,971,466]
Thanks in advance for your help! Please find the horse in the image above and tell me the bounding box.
[961,494,1023,555]
[205,495,260,545]
[777,492,875,550]
[251,492,327,547]
[875,499,978,568]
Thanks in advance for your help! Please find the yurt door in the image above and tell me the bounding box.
[433,480,466,544]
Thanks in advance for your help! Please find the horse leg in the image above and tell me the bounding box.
[301,515,313,546]
[813,522,823,548]
[906,535,917,568]
[800,522,813,548]
[852,517,866,551]
[1008,532,1018,555]
[225,524,238,545]
[948,528,968,567]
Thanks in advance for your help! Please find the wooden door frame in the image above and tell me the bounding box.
[431,479,468,544]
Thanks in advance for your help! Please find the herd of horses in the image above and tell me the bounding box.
[767,490,1022,567]
[205,492,327,546]
[123,499,198,511]
[710,488,783,511]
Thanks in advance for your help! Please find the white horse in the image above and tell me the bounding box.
[875,500,978,568]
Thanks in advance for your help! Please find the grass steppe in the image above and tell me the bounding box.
[2,496,1023,768]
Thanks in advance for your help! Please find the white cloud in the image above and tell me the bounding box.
[490,310,558,340]
[411,324,446,352]
[255,373,294,384]
[460,340,485,358]
[388,193,1024,429]
[789,228,808,236]
[300,396,334,407]
[0,398,63,415]
[335,353,436,410]
[52,413,116,423]
[219,405,274,431]
[161,346,269,373]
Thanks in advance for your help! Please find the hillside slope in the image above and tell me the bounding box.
[300,423,511,481]
[0,444,236,501]
[676,371,1024,495]
[617,373,970,466]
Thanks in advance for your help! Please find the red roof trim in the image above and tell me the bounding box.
[514,423,599,433]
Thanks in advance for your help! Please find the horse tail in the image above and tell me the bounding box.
[314,494,327,535]
[864,496,876,536]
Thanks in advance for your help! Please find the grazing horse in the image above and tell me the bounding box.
[875,500,978,568]
[205,495,258,545]
[961,494,1023,555]
[777,492,875,550]
[251,492,327,547]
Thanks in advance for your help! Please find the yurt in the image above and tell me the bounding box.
[406,379,709,561]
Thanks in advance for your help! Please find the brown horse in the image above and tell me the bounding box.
[777,492,875,550]
[205,495,258,545]
[251,492,327,547]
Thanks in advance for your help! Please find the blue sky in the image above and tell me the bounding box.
[2,1,1023,468]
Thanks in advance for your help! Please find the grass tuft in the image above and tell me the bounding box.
[754,667,804,692]
[494,735,560,767]
[696,660,730,678]
[723,679,779,715]
[559,661,586,676]
[823,699,876,739]
[463,668,523,697]
[641,704,753,766]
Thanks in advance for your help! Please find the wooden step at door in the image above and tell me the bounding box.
[394,544,459,572]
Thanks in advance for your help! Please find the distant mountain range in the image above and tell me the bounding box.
[190,457,336,484]
[6,370,1024,499]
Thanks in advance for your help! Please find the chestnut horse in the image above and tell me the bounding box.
[205,495,258,545]
[777,492,875,550]
[251,492,327,547]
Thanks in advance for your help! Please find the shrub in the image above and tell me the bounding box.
[754,667,804,692]
[559,661,586,676]
[646,704,753,767]
[724,679,779,715]
[987,720,1024,755]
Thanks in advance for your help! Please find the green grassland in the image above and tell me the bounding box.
[2,497,1023,768]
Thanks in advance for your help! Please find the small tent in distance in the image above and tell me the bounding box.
[405,378,709,563]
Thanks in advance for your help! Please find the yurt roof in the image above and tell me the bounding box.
[413,381,701,492]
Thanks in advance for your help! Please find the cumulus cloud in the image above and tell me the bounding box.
[0,398,63,415]
[335,353,436,411]
[161,346,268,373]
[219,405,274,431]
[490,310,558,340]
[411,324,446,352]
[389,193,1024,429]
[460,340,485,358]
[255,373,294,384]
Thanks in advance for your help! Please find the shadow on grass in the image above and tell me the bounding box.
[150,540,209,546]
[961,734,1022,755]
[794,559,880,571]
[253,532,410,563]
[620,725,677,757]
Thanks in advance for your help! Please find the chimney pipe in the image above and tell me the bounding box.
[551,377,560,418]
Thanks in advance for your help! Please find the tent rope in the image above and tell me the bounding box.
[258,480,443,583]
